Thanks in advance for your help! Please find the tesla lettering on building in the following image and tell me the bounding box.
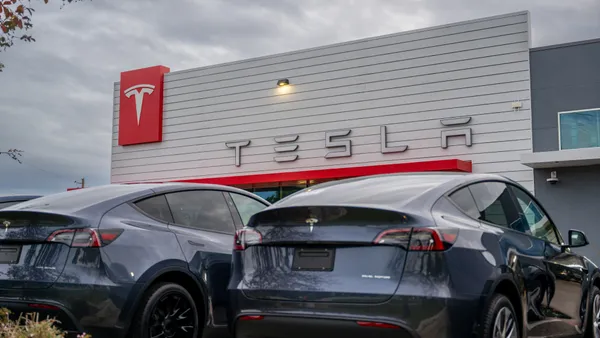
[225,117,473,167]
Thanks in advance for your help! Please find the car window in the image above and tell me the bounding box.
[468,182,520,228]
[448,187,480,219]
[509,185,562,245]
[134,194,173,223]
[229,193,268,225]
[165,190,236,233]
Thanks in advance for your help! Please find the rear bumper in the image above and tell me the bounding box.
[234,314,416,338]
[0,283,132,337]
[228,290,482,338]
[0,299,80,332]
[0,299,110,338]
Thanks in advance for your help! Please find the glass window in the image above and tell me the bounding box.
[559,109,600,150]
[281,186,305,199]
[468,182,520,228]
[165,190,236,233]
[229,193,268,225]
[509,185,561,245]
[134,195,173,223]
[253,188,280,204]
[449,188,480,219]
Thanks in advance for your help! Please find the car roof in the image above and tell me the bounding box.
[4,184,163,214]
[272,172,515,213]
[3,182,268,220]
[0,195,42,203]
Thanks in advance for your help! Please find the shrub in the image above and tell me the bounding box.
[0,308,91,338]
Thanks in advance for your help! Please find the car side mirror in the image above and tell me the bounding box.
[567,229,589,248]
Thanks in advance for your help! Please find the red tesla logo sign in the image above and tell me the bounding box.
[118,65,170,146]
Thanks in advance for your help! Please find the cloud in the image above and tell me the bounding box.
[0,0,597,195]
[415,0,600,46]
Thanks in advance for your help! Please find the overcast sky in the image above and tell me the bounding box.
[0,0,598,195]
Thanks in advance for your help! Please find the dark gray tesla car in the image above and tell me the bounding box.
[0,183,269,338]
[228,173,600,338]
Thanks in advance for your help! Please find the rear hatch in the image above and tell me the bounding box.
[0,211,86,289]
[233,206,457,304]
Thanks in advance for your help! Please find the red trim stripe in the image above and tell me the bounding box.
[172,159,472,186]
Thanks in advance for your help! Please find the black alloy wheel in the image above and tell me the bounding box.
[585,286,600,338]
[481,293,520,338]
[132,283,200,338]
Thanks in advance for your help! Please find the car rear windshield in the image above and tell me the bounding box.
[250,206,411,227]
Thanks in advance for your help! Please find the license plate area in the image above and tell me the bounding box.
[292,248,335,271]
[0,245,22,264]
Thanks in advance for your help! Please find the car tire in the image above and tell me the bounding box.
[131,282,200,338]
[585,285,600,338]
[481,293,520,338]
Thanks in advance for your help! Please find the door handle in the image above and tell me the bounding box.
[188,240,205,247]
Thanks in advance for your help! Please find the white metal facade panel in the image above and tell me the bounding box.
[111,11,533,191]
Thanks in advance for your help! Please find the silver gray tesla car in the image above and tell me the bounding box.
[228,173,600,338]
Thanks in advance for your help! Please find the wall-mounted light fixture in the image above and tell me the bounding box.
[512,101,523,110]
[277,79,290,87]
[547,171,559,185]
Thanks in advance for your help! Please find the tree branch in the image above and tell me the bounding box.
[0,149,24,164]
[1,0,89,71]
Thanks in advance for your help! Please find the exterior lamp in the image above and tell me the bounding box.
[277,79,290,87]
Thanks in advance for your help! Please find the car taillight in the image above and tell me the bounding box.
[239,315,264,321]
[356,321,400,329]
[47,228,123,247]
[373,227,458,251]
[28,303,60,311]
[234,229,262,251]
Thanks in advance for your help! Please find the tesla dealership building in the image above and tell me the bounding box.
[111,11,600,259]
[112,12,533,196]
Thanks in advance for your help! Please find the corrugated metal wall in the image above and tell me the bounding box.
[111,11,533,191]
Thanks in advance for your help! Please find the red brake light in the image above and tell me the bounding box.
[47,228,123,247]
[239,315,264,321]
[356,321,400,329]
[234,229,262,251]
[28,303,60,311]
[98,229,124,245]
[374,227,458,251]
[73,229,101,247]
[409,228,446,251]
